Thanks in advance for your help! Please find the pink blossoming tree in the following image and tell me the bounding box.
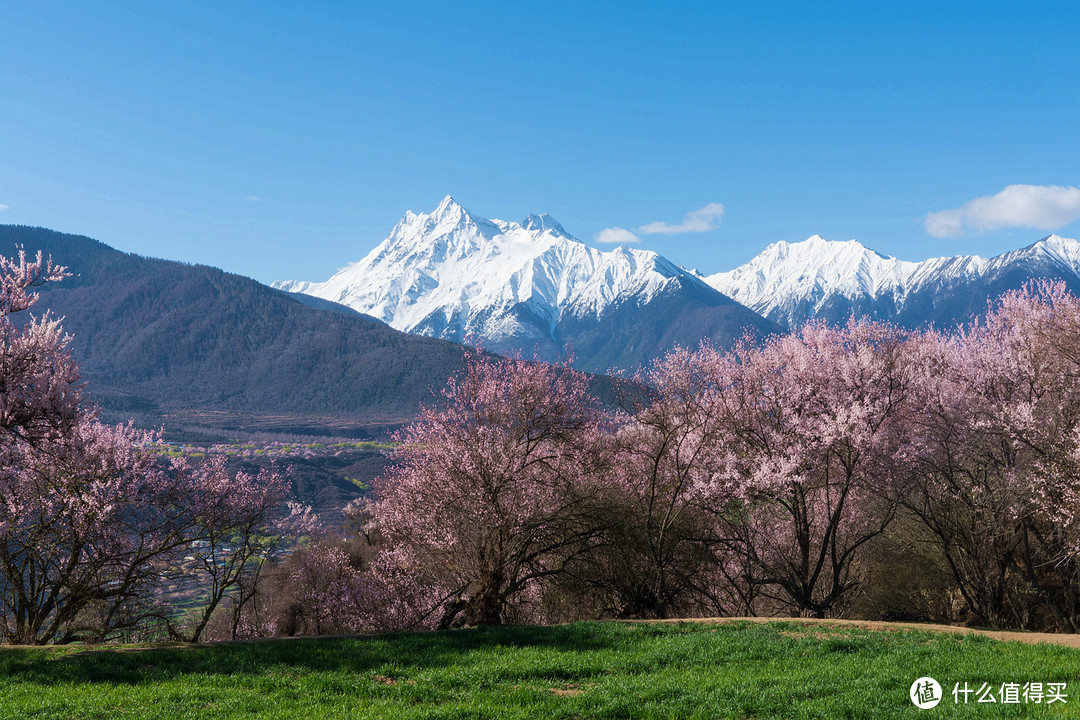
[905,282,1080,630]
[588,347,732,618]
[0,249,80,447]
[362,351,609,628]
[0,249,311,644]
[706,320,913,617]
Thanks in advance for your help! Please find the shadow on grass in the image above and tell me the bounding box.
[0,622,624,686]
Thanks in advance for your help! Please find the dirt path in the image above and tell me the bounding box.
[630,616,1080,649]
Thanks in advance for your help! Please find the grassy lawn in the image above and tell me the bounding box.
[1,620,1078,719]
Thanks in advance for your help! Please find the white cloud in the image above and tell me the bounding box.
[0,204,9,212]
[246,195,262,203]
[595,227,641,244]
[638,202,725,235]
[925,184,1080,238]
[595,201,725,246]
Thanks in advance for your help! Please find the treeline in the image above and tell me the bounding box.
[236,280,1080,637]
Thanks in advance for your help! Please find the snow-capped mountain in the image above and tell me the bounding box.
[275,196,776,371]
[706,233,1080,328]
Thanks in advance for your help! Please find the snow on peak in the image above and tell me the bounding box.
[275,197,697,345]
[434,194,460,212]
[521,212,567,236]
[395,195,489,238]
[1028,233,1080,266]
[706,233,1080,327]
[978,233,1080,280]
[706,235,917,318]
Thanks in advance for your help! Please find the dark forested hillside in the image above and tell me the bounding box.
[1,225,468,424]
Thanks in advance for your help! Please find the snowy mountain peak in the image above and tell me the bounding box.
[1030,233,1077,252]
[433,193,464,217]
[521,212,566,236]
[707,235,915,319]
[375,195,506,261]
[706,232,1080,328]
[1020,234,1080,273]
[405,195,486,233]
[784,233,828,247]
[274,197,721,357]
[763,235,887,260]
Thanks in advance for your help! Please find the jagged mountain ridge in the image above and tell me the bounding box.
[276,196,776,371]
[706,233,1080,328]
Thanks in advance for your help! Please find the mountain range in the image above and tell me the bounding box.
[8,207,1080,430]
[706,233,1080,328]
[274,196,776,373]
[277,196,1080,364]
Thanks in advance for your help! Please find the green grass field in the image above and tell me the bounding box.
[1,621,1077,719]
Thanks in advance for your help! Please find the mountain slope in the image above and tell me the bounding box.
[1,225,469,422]
[276,196,776,372]
[706,234,1080,328]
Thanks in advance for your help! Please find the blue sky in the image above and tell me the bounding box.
[2,1,1078,284]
